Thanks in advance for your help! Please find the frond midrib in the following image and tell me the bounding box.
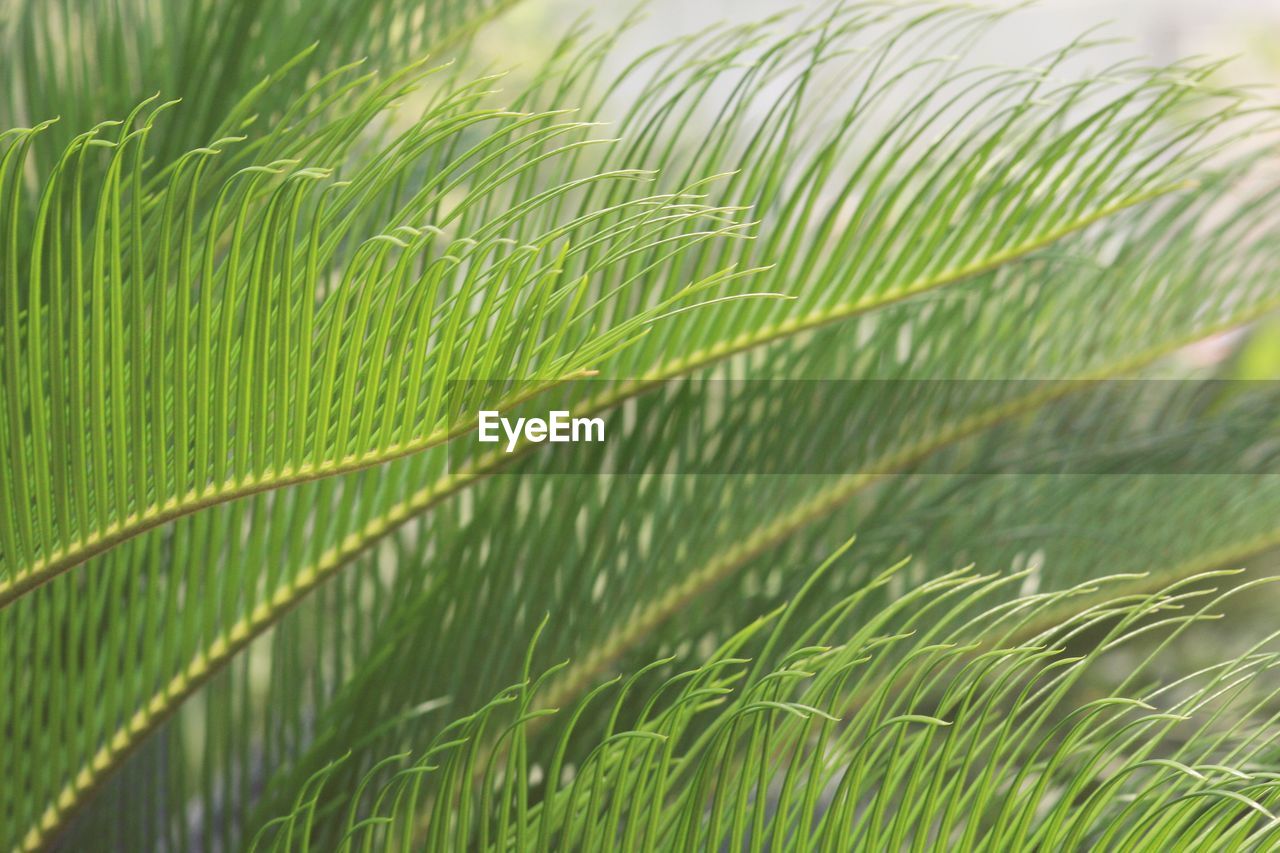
[0,370,587,607]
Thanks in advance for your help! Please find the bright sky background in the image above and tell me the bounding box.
[496,0,1280,85]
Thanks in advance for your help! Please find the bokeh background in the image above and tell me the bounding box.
[475,0,1280,713]
[488,0,1280,81]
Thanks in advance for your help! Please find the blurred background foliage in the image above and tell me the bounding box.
[4,0,1280,849]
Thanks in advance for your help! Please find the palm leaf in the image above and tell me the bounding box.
[0,59,762,602]
[1,0,521,179]
[3,1,1280,849]
[251,553,1280,850]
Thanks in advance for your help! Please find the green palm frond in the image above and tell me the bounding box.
[31,150,1274,842]
[1,0,519,178]
[4,2,1266,594]
[3,1,1280,850]
[0,61,763,601]
[188,371,1275,842]
[252,553,1280,851]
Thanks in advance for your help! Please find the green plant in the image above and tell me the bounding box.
[2,1,1280,849]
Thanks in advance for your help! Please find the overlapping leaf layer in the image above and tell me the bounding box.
[2,1,1279,850]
